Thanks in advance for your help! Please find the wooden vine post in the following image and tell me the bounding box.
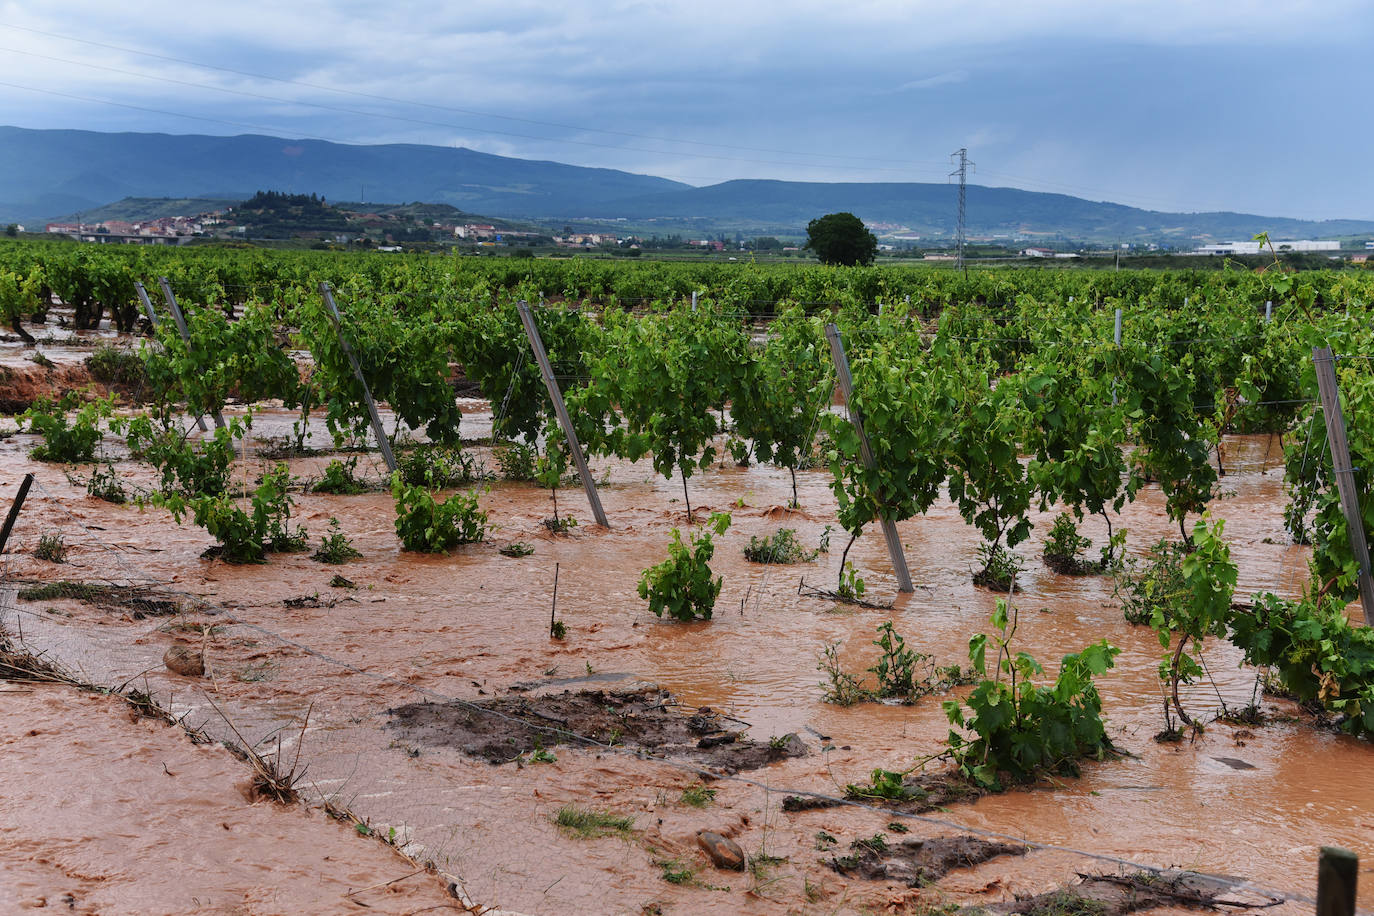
[156,277,226,431]
[318,283,397,473]
[823,323,914,593]
[516,301,609,528]
[1317,846,1357,916]
[1312,346,1374,624]
[140,281,209,433]
[0,473,34,555]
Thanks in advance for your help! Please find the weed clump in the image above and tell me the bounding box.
[553,805,634,839]
[743,528,816,564]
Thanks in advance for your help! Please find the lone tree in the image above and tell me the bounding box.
[805,212,878,266]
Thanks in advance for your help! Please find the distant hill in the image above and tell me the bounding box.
[596,179,1374,243]
[2,126,1372,244]
[0,126,688,225]
[59,196,244,223]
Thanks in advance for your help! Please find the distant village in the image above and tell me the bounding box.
[30,200,1374,261]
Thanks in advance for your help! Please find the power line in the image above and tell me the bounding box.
[949,148,974,272]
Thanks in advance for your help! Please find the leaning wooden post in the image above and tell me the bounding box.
[824,323,913,593]
[157,277,226,431]
[319,283,397,473]
[140,281,208,433]
[1317,846,1357,916]
[1313,346,1374,624]
[516,301,609,528]
[0,473,34,555]
[134,281,159,327]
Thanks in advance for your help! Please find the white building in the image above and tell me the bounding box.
[1195,239,1339,255]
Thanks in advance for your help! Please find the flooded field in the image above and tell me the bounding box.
[1,345,1370,915]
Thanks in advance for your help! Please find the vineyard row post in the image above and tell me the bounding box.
[1312,346,1374,625]
[0,473,33,555]
[139,281,209,433]
[156,277,226,431]
[823,323,914,593]
[1112,307,1122,405]
[318,283,397,473]
[516,301,609,528]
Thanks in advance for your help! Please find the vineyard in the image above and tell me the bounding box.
[2,238,1373,914]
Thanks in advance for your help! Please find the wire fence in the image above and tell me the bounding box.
[0,452,1335,915]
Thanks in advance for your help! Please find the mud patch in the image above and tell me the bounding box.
[975,870,1280,915]
[828,834,1027,886]
[386,686,808,770]
[783,770,985,814]
[16,580,183,618]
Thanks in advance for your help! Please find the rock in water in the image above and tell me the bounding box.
[697,830,745,870]
[163,644,204,677]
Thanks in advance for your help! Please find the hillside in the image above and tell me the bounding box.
[596,179,1374,243]
[3,126,1372,244]
[0,126,688,225]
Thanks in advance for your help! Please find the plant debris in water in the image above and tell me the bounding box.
[827,834,1027,886]
[386,686,807,770]
[16,579,182,618]
[969,870,1281,915]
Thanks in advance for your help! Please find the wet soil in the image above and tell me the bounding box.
[0,680,458,915]
[0,341,1364,915]
[387,685,808,771]
[829,834,1028,887]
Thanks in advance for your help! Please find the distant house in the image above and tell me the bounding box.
[1021,247,1055,258]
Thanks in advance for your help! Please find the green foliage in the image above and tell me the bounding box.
[870,620,922,698]
[1149,516,1237,727]
[311,518,361,564]
[1122,345,1218,535]
[390,474,488,552]
[742,528,817,564]
[679,784,717,807]
[1114,539,1188,626]
[637,512,731,621]
[553,805,634,839]
[818,641,869,706]
[1042,513,1096,574]
[85,344,147,390]
[846,768,920,802]
[973,543,1023,592]
[118,414,245,498]
[943,600,1119,790]
[837,561,866,601]
[500,541,535,558]
[35,533,66,563]
[805,212,878,266]
[495,441,538,480]
[398,443,482,488]
[84,463,127,504]
[311,457,370,494]
[1230,591,1374,738]
[159,464,306,564]
[1282,356,1374,602]
[22,393,113,463]
[819,622,968,705]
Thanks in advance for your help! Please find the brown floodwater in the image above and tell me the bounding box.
[1,350,1370,915]
[0,681,458,914]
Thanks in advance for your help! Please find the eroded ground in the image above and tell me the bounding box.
[1,341,1370,915]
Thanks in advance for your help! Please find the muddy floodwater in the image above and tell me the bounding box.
[1,350,1371,915]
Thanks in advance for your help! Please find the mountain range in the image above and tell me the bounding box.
[2,126,1372,244]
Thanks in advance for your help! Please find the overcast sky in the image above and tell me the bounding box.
[1,1,1371,220]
